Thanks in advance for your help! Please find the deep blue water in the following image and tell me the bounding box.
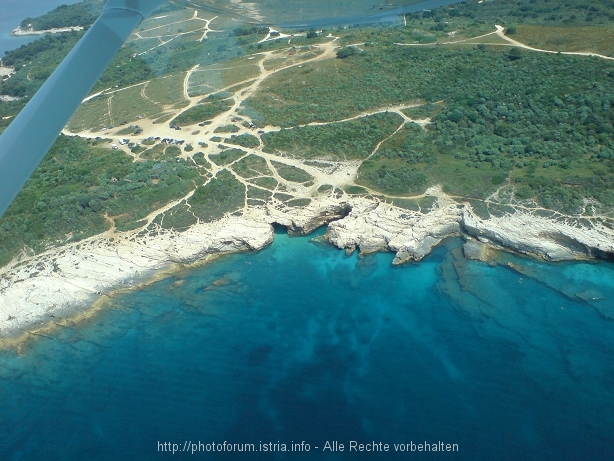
[0,0,82,56]
[1,230,613,460]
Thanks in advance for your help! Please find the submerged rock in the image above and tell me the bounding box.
[462,240,486,261]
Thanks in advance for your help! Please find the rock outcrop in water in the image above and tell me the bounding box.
[325,195,462,264]
[265,200,352,236]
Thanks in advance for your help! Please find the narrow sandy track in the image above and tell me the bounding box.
[65,32,443,222]
[131,10,221,57]
[298,103,431,129]
[397,24,614,61]
[183,64,200,100]
[493,24,614,61]
[197,14,219,42]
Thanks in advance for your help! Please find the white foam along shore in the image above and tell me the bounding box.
[10,25,83,36]
[1,191,614,343]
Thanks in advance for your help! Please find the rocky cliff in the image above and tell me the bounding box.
[1,191,613,341]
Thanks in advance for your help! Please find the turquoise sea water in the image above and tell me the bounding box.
[1,229,613,460]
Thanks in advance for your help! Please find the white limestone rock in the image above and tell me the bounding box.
[461,205,614,261]
[0,217,274,338]
[264,199,351,235]
[326,197,462,264]
[3,191,614,341]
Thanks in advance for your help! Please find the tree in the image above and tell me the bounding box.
[336,46,358,59]
[508,48,522,61]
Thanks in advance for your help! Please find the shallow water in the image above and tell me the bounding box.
[0,230,613,460]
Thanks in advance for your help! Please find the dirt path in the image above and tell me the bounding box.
[183,65,200,100]
[131,9,222,57]
[397,24,614,61]
[493,24,614,61]
[66,30,447,222]
[395,29,501,47]
[298,103,431,129]
[196,14,218,42]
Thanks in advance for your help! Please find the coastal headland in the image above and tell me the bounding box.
[1,0,614,343]
[2,190,613,344]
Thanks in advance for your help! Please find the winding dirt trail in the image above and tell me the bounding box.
[493,24,614,61]
[397,24,614,61]
[65,23,442,222]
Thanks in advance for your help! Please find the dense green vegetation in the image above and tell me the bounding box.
[360,161,427,195]
[513,25,614,58]
[214,124,240,133]
[336,46,359,59]
[231,154,272,178]
[171,100,232,126]
[19,1,103,30]
[0,135,200,265]
[458,0,614,26]
[209,148,247,166]
[188,170,246,220]
[359,46,614,208]
[157,204,197,231]
[271,161,313,183]
[233,26,269,37]
[243,57,416,126]
[1,31,83,108]
[249,176,277,189]
[192,152,212,169]
[224,133,260,148]
[94,47,156,91]
[262,113,402,159]
[251,41,614,210]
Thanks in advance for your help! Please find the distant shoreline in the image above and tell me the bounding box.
[10,25,83,37]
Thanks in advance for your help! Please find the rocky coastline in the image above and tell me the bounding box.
[1,190,613,344]
[10,25,84,37]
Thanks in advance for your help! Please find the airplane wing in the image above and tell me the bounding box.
[0,0,167,217]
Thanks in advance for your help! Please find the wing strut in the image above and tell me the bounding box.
[0,0,167,217]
